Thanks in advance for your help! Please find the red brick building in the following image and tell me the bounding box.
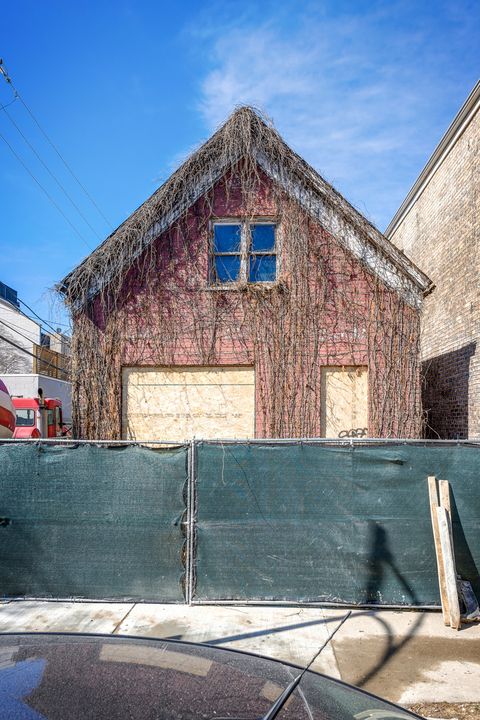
[60,108,432,441]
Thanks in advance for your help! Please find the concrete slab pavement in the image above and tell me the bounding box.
[116,603,341,678]
[0,600,133,635]
[321,608,480,704]
[0,601,479,706]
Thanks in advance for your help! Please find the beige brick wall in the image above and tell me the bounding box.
[390,110,480,438]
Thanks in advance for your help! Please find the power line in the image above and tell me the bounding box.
[0,332,70,378]
[17,297,71,342]
[1,99,104,241]
[17,314,71,331]
[0,313,70,350]
[0,316,43,345]
[0,315,71,360]
[0,127,93,250]
[0,307,62,337]
[0,59,112,231]
[1,290,71,340]
[0,96,16,110]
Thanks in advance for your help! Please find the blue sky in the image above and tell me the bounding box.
[1,0,479,329]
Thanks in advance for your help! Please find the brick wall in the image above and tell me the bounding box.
[390,109,480,438]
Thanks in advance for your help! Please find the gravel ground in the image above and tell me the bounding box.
[408,703,480,719]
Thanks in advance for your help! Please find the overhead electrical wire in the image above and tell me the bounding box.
[0,332,70,378]
[0,316,44,345]
[17,316,72,332]
[0,59,113,231]
[0,316,71,379]
[0,312,70,350]
[0,126,93,251]
[1,100,104,242]
[38,318,71,329]
[17,297,71,342]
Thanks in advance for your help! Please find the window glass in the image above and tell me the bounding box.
[214,255,241,282]
[214,224,241,252]
[249,255,277,282]
[251,224,275,252]
[15,409,35,427]
[47,409,55,426]
[211,221,277,284]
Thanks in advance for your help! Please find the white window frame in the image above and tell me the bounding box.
[210,218,278,286]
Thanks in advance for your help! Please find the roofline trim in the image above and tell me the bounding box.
[65,147,431,311]
[60,107,432,309]
[257,153,428,308]
[385,79,480,238]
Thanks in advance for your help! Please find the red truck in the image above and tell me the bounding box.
[12,391,68,438]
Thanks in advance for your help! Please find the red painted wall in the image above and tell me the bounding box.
[81,165,421,439]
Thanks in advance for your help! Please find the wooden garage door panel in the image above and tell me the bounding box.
[122,367,255,441]
[321,366,368,438]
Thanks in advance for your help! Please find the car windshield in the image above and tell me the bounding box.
[15,408,35,426]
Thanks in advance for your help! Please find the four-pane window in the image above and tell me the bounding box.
[212,221,277,284]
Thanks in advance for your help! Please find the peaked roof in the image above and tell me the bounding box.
[59,107,432,308]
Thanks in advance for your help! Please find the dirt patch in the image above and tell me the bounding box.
[332,635,480,703]
[408,702,480,719]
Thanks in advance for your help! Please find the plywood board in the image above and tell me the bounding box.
[122,366,255,442]
[320,366,368,438]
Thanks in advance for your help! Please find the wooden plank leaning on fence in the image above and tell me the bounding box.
[427,476,461,630]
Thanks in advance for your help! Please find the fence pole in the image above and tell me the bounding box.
[185,439,197,604]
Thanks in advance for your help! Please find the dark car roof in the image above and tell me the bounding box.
[0,632,421,720]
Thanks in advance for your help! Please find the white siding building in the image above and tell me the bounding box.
[0,284,41,374]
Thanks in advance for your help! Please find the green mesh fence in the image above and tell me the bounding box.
[2,441,479,606]
[0,443,187,601]
[193,442,480,606]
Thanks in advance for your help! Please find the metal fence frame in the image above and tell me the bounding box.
[1,437,478,607]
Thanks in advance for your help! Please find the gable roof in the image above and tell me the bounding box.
[59,107,432,309]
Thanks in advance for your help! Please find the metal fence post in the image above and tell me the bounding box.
[185,439,197,604]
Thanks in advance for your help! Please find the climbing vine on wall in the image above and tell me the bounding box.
[59,107,424,440]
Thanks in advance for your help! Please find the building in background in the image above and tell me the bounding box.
[386,80,480,439]
[0,280,72,424]
[0,281,40,374]
[61,108,432,441]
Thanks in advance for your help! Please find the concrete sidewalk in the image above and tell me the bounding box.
[0,601,478,706]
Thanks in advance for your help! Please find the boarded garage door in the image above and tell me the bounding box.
[321,366,368,438]
[122,366,255,441]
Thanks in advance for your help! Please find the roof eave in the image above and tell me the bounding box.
[59,106,433,308]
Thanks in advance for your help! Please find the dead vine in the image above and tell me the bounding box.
[59,107,423,440]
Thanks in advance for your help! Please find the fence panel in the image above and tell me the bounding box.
[193,442,480,606]
[0,443,187,601]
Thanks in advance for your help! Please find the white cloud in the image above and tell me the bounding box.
[192,2,478,229]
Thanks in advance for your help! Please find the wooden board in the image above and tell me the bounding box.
[427,476,450,625]
[122,366,255,442]
[320,366,368,438]
[439,479,451,515]
[436,505,461,630]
